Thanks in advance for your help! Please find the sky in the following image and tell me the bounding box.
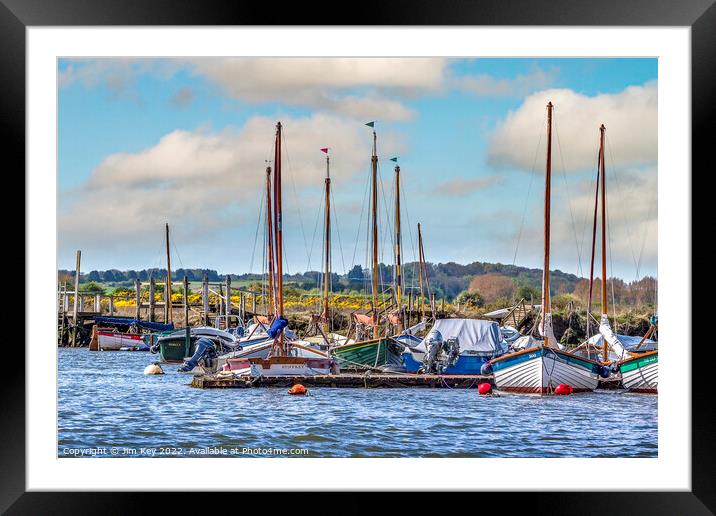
[57,58,658,281]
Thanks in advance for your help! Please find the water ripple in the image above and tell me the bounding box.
[58,348,657,458]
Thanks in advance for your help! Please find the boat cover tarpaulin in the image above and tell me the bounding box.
[94,316,174,332]
[414,319,507,354]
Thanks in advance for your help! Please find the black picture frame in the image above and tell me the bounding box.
[3,0,711,512]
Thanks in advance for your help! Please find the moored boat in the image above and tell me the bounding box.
[403,318,508,374]
[491,102,600,394]
[491,345,601,393]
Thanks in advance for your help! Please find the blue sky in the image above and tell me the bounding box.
[58,58,657,281]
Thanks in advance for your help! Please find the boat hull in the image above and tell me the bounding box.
[331,337,403,370]
[158,336,197,363]
[247,356,336,376]
[98,331,150,351]
[619,351,658,394]
[491,346,600,394]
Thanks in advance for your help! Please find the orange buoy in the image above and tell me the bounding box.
[478,382,492,395]
[288,384,308,395]
[554,383,573,395]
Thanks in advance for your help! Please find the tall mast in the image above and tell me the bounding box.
[599,123,609,362]
[323,152,331,334]
[165,222,173,323]
[394,163,403,331]
[273,122,285,354]
[417,223,425,320]
[541,102,553,347]
[370,129,380,339]
[586,132,601,339]
[265,165,275,317]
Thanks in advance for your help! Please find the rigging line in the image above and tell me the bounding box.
[399,171,419,293]
[248,186,266,274]
[578,145,602,277]
[553,109,584,278]
[512,127,542,266]
[306,191,324,278]
[330,188,348,275]
[605,132,640,276]
[606,197,618,329]
[351,164,372,269]
[280,129,312,272]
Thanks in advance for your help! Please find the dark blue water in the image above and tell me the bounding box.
[58,348,657,458]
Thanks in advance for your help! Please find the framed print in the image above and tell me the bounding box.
[4,0,714,512]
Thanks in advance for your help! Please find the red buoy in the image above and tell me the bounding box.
[478,382,492,395]
[554,383,573,395]
[288,384,308,395]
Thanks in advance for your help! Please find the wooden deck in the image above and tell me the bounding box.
[191,373,492,389]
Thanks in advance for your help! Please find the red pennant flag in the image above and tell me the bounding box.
[320,148,329,154]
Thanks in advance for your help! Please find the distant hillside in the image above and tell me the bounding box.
[58,260,656,306]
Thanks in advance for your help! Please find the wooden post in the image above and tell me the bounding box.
[94,293,101,313]
[183,275,189,328]
[149,278,156,322]
[252,293,256,314]
[63,292,69,312]
[135,279,141,320]
[225,276,232,329]
[240,293,245,322]
[109,295,114,316]
[202,274,209,326]
[71,250,81,347]
[78,294,84,312]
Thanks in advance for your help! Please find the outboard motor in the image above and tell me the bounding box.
[480,361,493,375]
[178,337,218,374]
[442,337,460,373]
[423,330,444,373]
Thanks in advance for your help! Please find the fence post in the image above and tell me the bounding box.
[149,278,156,322]
[71,250,81,347]
[202,274,209,326]
[225,276,232,329]
[135,279,141,320]
[183,275,189,327]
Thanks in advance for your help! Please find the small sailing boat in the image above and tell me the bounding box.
[490,102,601,393]
[331,123,404,370]
[244,122,338,377]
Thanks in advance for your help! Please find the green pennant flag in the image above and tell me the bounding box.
[389,157,398,162]
[365,121,375,128]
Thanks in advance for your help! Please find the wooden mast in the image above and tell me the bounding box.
[265,165,275,318]
[417,222,425,320]
[165,223,173,323]
[323,152,331,334]
[599,123,609,362]
[394,163,403,332]
[541,102,553,347]
[273,122,285,354]
[586,132,601,339]
[370,129,380,339]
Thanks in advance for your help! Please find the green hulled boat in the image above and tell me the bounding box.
[332,337,404,370]
[155,327,238,363]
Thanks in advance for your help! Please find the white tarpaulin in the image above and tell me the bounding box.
[414,319,507,354]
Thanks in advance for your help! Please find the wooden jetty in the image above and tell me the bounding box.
[192,373,625,390]
[192,373,492,389]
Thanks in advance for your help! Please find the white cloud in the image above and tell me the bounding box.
[185,57,449,121]
[59,114,407,254]
[487,81,657,171]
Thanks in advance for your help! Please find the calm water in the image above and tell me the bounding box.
[58,348,657,458]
